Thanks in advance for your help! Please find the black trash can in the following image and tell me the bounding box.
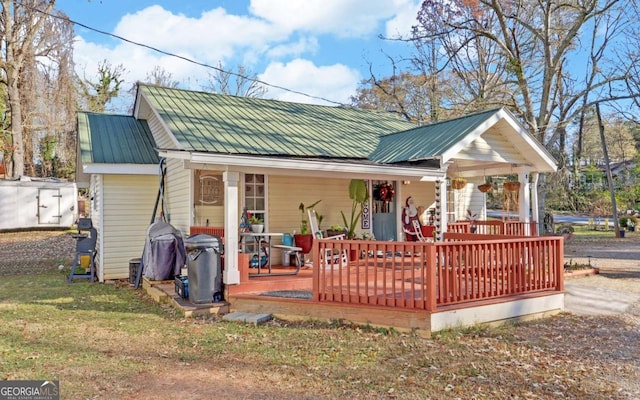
[185,234,223,304]
[129,258,141,284]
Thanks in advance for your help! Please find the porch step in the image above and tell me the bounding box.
[222,311,273,325]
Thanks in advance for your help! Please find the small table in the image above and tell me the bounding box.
[241,232,301,276]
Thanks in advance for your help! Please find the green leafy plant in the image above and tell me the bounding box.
[248,216,263,224]
[341,179,369,239]
[619,216,629,228]
[298,200,321,234]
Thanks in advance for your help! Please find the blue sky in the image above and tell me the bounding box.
[55,0,422,109]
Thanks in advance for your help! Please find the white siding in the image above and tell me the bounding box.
[90,174,103,280]
[457,127,527,164]
[450,178,486,221]
[268,176,357,236]
[146,110,177,150]
[101,175,157,280]
[164,158,191,235]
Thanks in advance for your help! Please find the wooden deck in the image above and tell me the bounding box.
[225,233,565,335]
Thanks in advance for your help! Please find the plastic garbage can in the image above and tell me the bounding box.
[185,234,224,304]
[281,249,296,266]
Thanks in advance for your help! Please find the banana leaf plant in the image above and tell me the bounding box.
[341,179,369,239]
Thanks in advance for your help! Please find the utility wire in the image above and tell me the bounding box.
[19,1,346,106]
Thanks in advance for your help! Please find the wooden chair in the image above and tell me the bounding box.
[308,210,348,268]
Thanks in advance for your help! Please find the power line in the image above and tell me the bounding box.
[19,1,346,106]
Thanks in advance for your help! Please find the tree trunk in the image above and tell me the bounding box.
[596,103,621,237]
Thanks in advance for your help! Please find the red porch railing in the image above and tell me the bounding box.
[449,221,538,236]
[311,234,563,311]
[190,226,225,237]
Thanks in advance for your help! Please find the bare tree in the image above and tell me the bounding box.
[0,0,61,178]
[413,0,640,147]
[412,0,640,213]
[203,62,267,98]
[143,66,179,88]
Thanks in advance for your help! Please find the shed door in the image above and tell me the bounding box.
[38,188,61,224]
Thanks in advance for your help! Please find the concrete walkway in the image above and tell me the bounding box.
[564,282,640,316]
[563,257,640,316]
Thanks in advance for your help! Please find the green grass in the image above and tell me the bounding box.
[571,224,634,238]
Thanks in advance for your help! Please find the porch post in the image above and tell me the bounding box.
[518,170,531,235]
[531,172,539,230]
[435,179,448,240]
[223,171,240,285]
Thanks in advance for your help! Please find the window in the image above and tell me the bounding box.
[244,173,265,221]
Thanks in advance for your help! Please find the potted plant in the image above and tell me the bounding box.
[248,216,264,233]
[341,179,369,240]
[327,224,347,238]
[294,200,321,253]
[618,216,628,238]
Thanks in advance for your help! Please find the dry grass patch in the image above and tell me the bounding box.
[1,230,639,399]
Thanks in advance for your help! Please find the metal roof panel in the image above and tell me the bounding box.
[369,108,503,163]
[77,112,160,165]
[139,84,417,158]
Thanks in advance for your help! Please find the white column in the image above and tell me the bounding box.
[223,171,240,285]
[531,172,539,235]
[518,170,531,234]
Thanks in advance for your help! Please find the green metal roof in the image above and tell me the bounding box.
[369,108,503,164]
[78,112,160,165]
[139,84,417,159]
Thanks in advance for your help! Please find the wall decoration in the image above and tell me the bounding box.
[194,170,224,205]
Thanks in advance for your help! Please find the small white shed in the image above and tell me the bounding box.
[0,177,77,230]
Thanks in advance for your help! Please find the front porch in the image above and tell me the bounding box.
[222,232,565,335]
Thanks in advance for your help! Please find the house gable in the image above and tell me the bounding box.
[370,107,557,174]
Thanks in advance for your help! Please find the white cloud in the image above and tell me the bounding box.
[113,5,287,65]
[70,2,417,111]
[267,37,319,59]
[385,0,422,39]
[259,59,360,105]
[249,0,404,38]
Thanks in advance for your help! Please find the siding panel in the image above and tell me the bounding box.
[165,158,191,235]
[268,176,355,236]
[101,175,158,280]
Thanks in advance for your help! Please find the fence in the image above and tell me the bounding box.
[312,234,563,312]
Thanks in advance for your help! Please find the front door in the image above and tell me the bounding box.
[38,188,61,224]
[371,180,397,241]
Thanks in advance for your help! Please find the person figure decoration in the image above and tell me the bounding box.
[402,196,422,241]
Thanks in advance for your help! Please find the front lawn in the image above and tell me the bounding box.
[0,270,638,399]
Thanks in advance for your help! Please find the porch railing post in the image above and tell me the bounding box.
[426,243,437,312]
[312,237,320,301]
[555,237,564,292]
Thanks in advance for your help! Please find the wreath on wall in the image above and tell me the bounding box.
[374,182,395,203]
